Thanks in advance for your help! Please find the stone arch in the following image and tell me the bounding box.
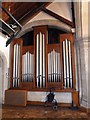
[17,19,72,38]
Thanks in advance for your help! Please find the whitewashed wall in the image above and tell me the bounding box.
[0,34,9,103]
[28,2,72,23]
[28,92,72,103]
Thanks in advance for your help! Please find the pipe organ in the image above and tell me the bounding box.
[9,26,79,107]
[10,26,76,90]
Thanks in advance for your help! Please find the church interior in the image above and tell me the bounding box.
[0,1,90,119]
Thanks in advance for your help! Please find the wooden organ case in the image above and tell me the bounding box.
[6,26,79,107]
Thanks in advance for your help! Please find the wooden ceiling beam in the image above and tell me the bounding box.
[3,3,36,23]
[42,7,74,27]
[71,1,75,28]
[3,2,51,26]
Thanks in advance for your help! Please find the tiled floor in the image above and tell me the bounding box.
[2,105,89,119]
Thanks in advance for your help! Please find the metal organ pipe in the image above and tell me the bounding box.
[48,53,50,82]
[13,44,20,87]
[63,41,66,88]
[68,41,72,88]
[27,52,29,81]
[16,44,18,87]
[55,52,58,82]
[43,34,45,87]
[13,44,16,87]
[36,32,45,88]
[51,51,53,82]
[22,55,24,82]
[66,39,69,88]
[63,39,72,89]
[48,49,61,83]
[57,52,60,82]
[18,45,20,86]
[40,32,42,88]
[53,50,55,82]
[36,34,39,87]
[32,54,34,82]
[22,51,34,82]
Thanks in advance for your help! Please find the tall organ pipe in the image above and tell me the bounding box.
[53,50,55,82]
[58,53,61,82]
[63,41,66,88]
[40,32,42,88]
[31,54,34,82]
[13,44,16,87]
[16,44,18,87]
[29,53,31,81]
[15,44,17,87]
[36,34,39,87]
[66,39,69,88]
[13,44,20,87]
[18,45,20,86]
[36,32,45,88]
[68,41,72,88]
[55,51,57,82]
[43,34,45,87]
[48,53,50,82]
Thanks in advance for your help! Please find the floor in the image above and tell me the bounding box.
[2,105,90,119]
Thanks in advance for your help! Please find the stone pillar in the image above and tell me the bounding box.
[74,2,89,108]
[88,2,90,109]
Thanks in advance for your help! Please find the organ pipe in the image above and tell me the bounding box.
[48,50,61,83]
[22,52,34,82]
[40,32,42,88]
[43,34,45,87]
[13,44,20,87]
[36,32,45,88]
[63,39,72,88]
[68,41,72,88]
[36,34,39,87]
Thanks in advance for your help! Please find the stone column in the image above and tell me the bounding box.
[74,2,89,109]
